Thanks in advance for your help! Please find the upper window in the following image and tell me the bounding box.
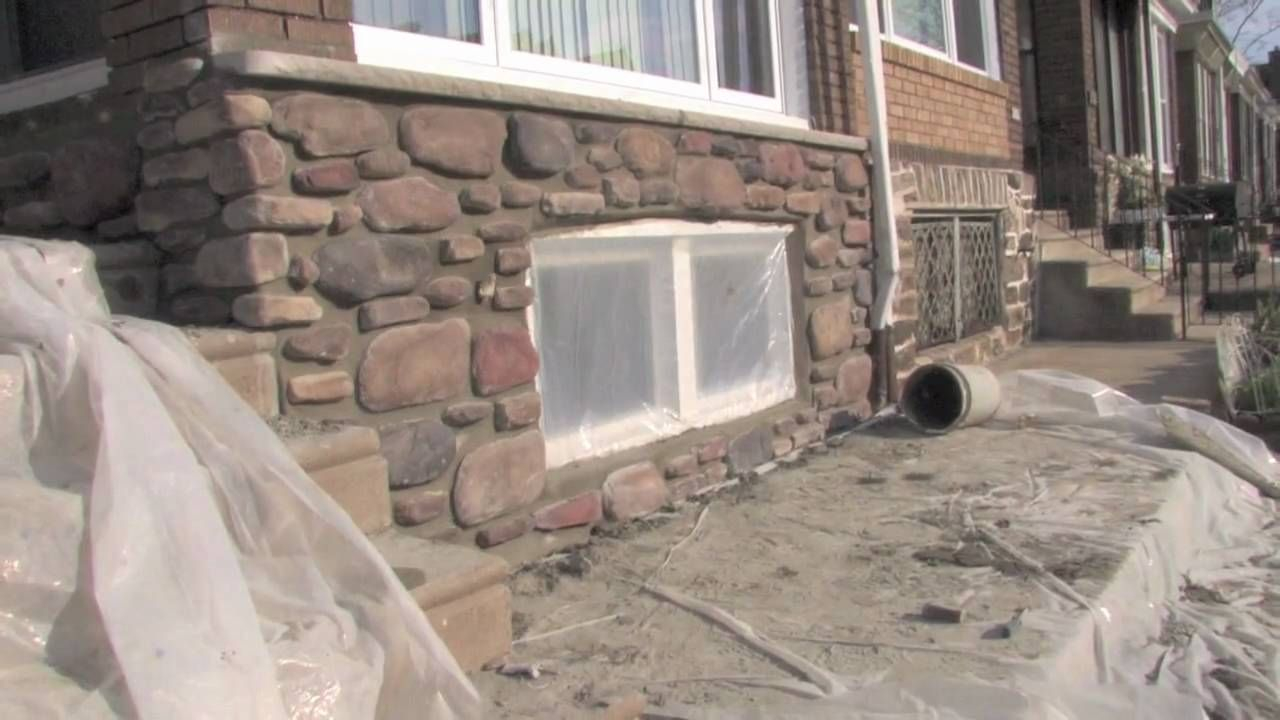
[0,0,103,81]
[1153,29,1174,169]
[852,0,1002,80]
[353,1,785,114]
[529,221,796,468]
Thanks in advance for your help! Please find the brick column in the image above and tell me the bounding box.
[803,0,856,136]
[102,0,355,94]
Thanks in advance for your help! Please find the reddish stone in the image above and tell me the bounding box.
[603,462,668,521]
[664,454,698,479]
[358,177,460,232]
[425,276,472,308]
[3,201,61,229]
[805,234,839,269]
[476,516,533,548]
[400,106,507,178]
[452,431,546,527]
[832,271,856,291]
[853,268,874,308]
[495,391,542,430]
[772,437,795,458]
[356,148,410,179]
[804,149,836,170]
[195,232,288,287]
[836,353,873,406]
[564,164,602,189]
[209,130,286,196]
[293,160,360,195]
[500,181,541,208]
[746,183,786,210]
[727,426,773,474]
[143,57,204,93]
[669,476,700,503]
[616,128,675,179]
[575,122,620,144]
[283,323,352,363]
[792,423,826,447]
[175,94,271,145]
[813,385,839,410]
[696,436,728,463]
[137,121,177,152]
[170,293,230,324]
[271,93,391,157]
[838,248,867,268]
[785,192,821,215]
[603,171,640,208]
[758,143,807,188]
[773,417,798,437]
[287,371,354,404]
[394,489,448,526]
[808,299,854,360]
[472,325,539,396]
[835,155,869,192]
[155,227,207,254]
[97,214,138,240]
[358,319,470,412]
[0,151,50,189]
[676,157,745,211]
[330,204,363,235]
[495,247,531,275]
[533,491,603,531]
[843,219,871,247]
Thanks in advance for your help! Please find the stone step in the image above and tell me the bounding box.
[280,423,392,535]
[371,530,513,672]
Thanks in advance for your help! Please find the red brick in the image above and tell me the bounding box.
[321,0,352,19]
[127,20,187,63]
[285,16,352,47]
[248,0,320,13]
[184,7,285,43]
[102,1,154,39]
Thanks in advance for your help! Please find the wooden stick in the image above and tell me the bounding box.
[513,613,622,645]
[651,505,710,580]
[774,633,1020,665]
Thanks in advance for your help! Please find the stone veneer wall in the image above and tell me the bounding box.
[0,55,880,551]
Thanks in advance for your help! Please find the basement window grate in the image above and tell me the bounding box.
[912,215,1003,350]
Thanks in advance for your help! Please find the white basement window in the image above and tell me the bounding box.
[529,220,797,468]
[352,0,792,119]
[851,0,1002,81]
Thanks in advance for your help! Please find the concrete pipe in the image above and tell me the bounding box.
[900,363,1002,433]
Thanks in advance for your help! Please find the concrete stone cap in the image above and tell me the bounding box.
[188,328,278,361]
[370,531,511,610]
[284,425,380,472]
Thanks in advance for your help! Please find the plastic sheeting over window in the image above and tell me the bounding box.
[530,220,796,468]
[0,238,478,719]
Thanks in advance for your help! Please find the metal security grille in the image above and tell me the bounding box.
[912,215,1003,350]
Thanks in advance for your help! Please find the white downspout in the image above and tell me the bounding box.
[854,0,899,342]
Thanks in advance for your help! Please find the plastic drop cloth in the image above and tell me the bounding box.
[0,238,479,719]
[659,370,1280,719]
[528,220,797,468]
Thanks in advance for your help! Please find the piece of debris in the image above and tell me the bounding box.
[1182,576,1230,604]
[921,589,975,624]
[494,661,556,680]
[990,608,1026,639]
[595,691,647,720]
[953,541,995,567]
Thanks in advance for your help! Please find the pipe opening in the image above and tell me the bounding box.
[901,365,965,432]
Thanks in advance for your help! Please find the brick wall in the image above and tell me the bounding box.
[1030,0,1093,151]
[804,0,856,135]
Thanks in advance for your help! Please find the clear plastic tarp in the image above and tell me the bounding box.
[0,238,479,719]
[530,220,797,468]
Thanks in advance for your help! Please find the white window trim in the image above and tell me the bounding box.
[849,0,1002,82]
[0,58,108,115]
[352,0,798,127]
[527,220,797,469]
[1151,27,1174,174]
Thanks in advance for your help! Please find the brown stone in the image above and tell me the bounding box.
[495,392,542,431]
[381,419,457,489]
[500,181,541,208]
[394,489,448,526]
[711,136,741,157]
[805,234,839,269]
[443,401,492,427]
[677,131,713,155]
[97,214,138,239]
[835,155,869,192]
[832,271,856,291]
[3,201,61,229]
[639,179,678,206]
[358,319,470,412]
[440,236,485,264]
[460,183,501,214]
[175,94,272,145]
[575,122,619,144]
[603,462,668,521]
[533,491,602,531]
[668,476,700,503]
[476,516,533,548]
[330,204,363,234]
[472,325,539,396]
[493,285,534,311]
[758,143,807,187]
[289,254,320,288]
[746,183,786,210]
[287,371,354,404]
[271,93,391,157]
[817,194,849,231]
[785,192,821,215]
[664,454,698,478]
[804,149,836,170]
[773,417,799,437]
[542,192,605,217]
[224,194,334,232]
[314,235,433,305]
[358,177,460,232]
[293,160,360,195]
[772,437,794,458]
[143,57,204,93]
[837,248,867,269]
[808,299,854,360]
[814,385,839,410]
[195,232,288,287]
[186,77,231,108]
[170,293,230,324]
[0,151,50,189]
[356,148,410,179]
[854,327,873,347]
[564,164,601,190]
[804,276,833,297]
[359,296,431,330]
[507,112,576,178]
[143,148,210,187]
[283,323,352,363]
[727,426,773,474]
[843,219,871,247]
[209,130,286,196]
[426,276,472,308]
[696,436,728,463]
[136,187,221,232]
[836,353,873,406]
[155,227,207,254]
[478,221,528,244]
[587,147,623,172]
[602,171,640,208]
[805,170,835,190]
[616,128,675,179]
[232,293,324,328]
[853,268,874,308]
[137,121,177,152]
[51,140,136,227]
[400,106,507,178]
[495,247,530,276]
[676,157,745,211]
[453,431,546,527]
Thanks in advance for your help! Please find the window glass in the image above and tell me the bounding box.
[691,249,779,395]
[354,0,483,42]
[3,0,103,78]
[892,0,947,53]
[508,0,700,83]
[952,1,987,70]
[714,0,775,97]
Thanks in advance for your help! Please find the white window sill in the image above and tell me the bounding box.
[352,24,807,131]
[0,59,109,115]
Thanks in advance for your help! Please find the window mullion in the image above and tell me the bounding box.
[698,0,715,101]
[943,0,957,63]
[672,239,699,416]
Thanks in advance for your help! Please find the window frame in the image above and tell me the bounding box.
[0,0,108,114]
[849,0,1003,82]
[1151,24,1175,173]
[353,0,789,119]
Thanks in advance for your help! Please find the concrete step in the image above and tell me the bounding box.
[372,531,513,672]
[281,423,393,535]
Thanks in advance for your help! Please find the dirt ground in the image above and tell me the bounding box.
[473,417,1187,718]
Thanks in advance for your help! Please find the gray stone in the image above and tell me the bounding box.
[736,158,763,183]
[293,160,360,195]
[575,122,619,144]
[329,204,363,235]
[675,157,745,211]
[140,93,183,122]
[186,77,231,108]
[746,183,786,210]
[155,227,207,254]
[587,147,623,172]
[495,247,530,275]
[808,298,854,360]
[460,183,501,214]
[836,353,873,406]
[175,94,272,145]
[381,419,456,489]
[564,165,601,190]
[727,426,772,475]
[542,192,604,217]
[160,263,199,297]
[495,392,542,431]
[271,93,391,157]
[440,235,485,264]
[144,57,204,93]
[0,151,50,189]
[170,293,230,324]
[472,325,539,396]
[231,293,324,328]
[356,148,411,179]
[358,296,431,330]
[603,462,667,521]
[425,276,472,308]
[196,232,288,287]
[358,319,470,412]
[843,219,871,247]
[137,121,177,152]
[710,136,741,157]
[785,192,821,215]
[283,323,352,363]
[3,201,61,229]
[478,221,528,244]
[223,194,334,232]
[853,268,874,308]
[616,128,675,179]
[51,140,136,227]
[136,187,220,232]
[97,214,138,239]
[500,181,541,208]
[394,489,448,526]
[639,179,678,206]
[443,401,492,427]
[817,195,848,231]
[286,371,354,404]
[452,431,547,527]
[534,491,602,530]
[313,235,433,306]
[665,454,698,478]
[400,106,507,178]
[92,240,160,271]
[805,234,839,269]
[357,177,460,232]
[507,112,576,178]
[142,148,210,187]
[758,143,807,187]
[602,171,639,208]
[835,155,869,192]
